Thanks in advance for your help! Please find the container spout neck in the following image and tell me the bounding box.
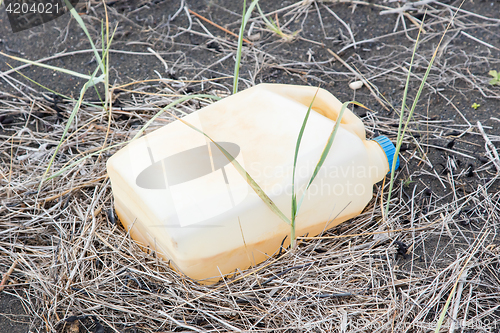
[364,136,400,184]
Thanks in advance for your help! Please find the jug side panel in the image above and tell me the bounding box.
[180,201,369,283]
[291,133,376,231]
[173,134,378,281]
[256,84,366,140]
[107,159,182,261]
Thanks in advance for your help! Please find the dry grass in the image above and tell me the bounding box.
[1,0,500,332]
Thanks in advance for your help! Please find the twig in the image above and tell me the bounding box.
[158,310,203,332]
[379,0,435,15]
[188,9,253,45]
[262,262,313,285]
[322,5,356,48]
[147,48,169,73]
[435,2,500,22]
[0,259,18,292]
[327,48,391,112]
[298,219,440,240]
[460,31,500,52]
[449,269,468,333]
[477,121,500,172]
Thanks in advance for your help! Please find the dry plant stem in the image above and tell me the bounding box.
[385,18,425,217]
[42,176,107,203]
[188,9,253,45]
[147,47,169,72]
[158,310,203,332]
[0,259,18,292]
[477,121,500,173]
[378,0,434,15]
[297,218,440,240]
[65,181,108,289]
[322,4,356,48]
[449,269,468,333]
[434,231,489,332]
[326,48,390,112]
[386,1,466,217]
[460,31,500,52]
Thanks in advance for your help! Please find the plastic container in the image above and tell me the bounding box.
[106,84,399,283]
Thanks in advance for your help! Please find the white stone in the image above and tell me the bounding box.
[349,80,363,90]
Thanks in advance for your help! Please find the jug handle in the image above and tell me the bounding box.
[261,84,366,140]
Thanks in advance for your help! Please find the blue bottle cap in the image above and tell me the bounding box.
[372,135,400,174]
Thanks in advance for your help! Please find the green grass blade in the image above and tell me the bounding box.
[290,88,319,247]
[3,63,105,110]
[64,0,106,76]
[396,21,423,151]
[233,0,259,95]
[384,14,425,217]
[1,23,118,106]
[0,51,104,84]
[40,20,122,188]
[291,194,296,248]
[307,101,365,189]
[256,3,273,28]
[44,142,126,181]
[296,101,366,213]
[256,3,280,35]
[385,2,465,217]
[434,284,456,333]
[39,67,101,189]
[89,21,117,107]
[233,0,246,95]
[292,88,319,208]
[306,101,347,190]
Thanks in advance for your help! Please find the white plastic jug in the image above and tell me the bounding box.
[106,84,399,283]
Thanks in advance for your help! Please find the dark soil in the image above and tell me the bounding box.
[0,293,30,333]
[1,0,500,331]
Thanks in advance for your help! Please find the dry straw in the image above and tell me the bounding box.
[0,0,499,332]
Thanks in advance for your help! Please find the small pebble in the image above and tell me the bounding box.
[349,80,363,90]
[247,33,261,41]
